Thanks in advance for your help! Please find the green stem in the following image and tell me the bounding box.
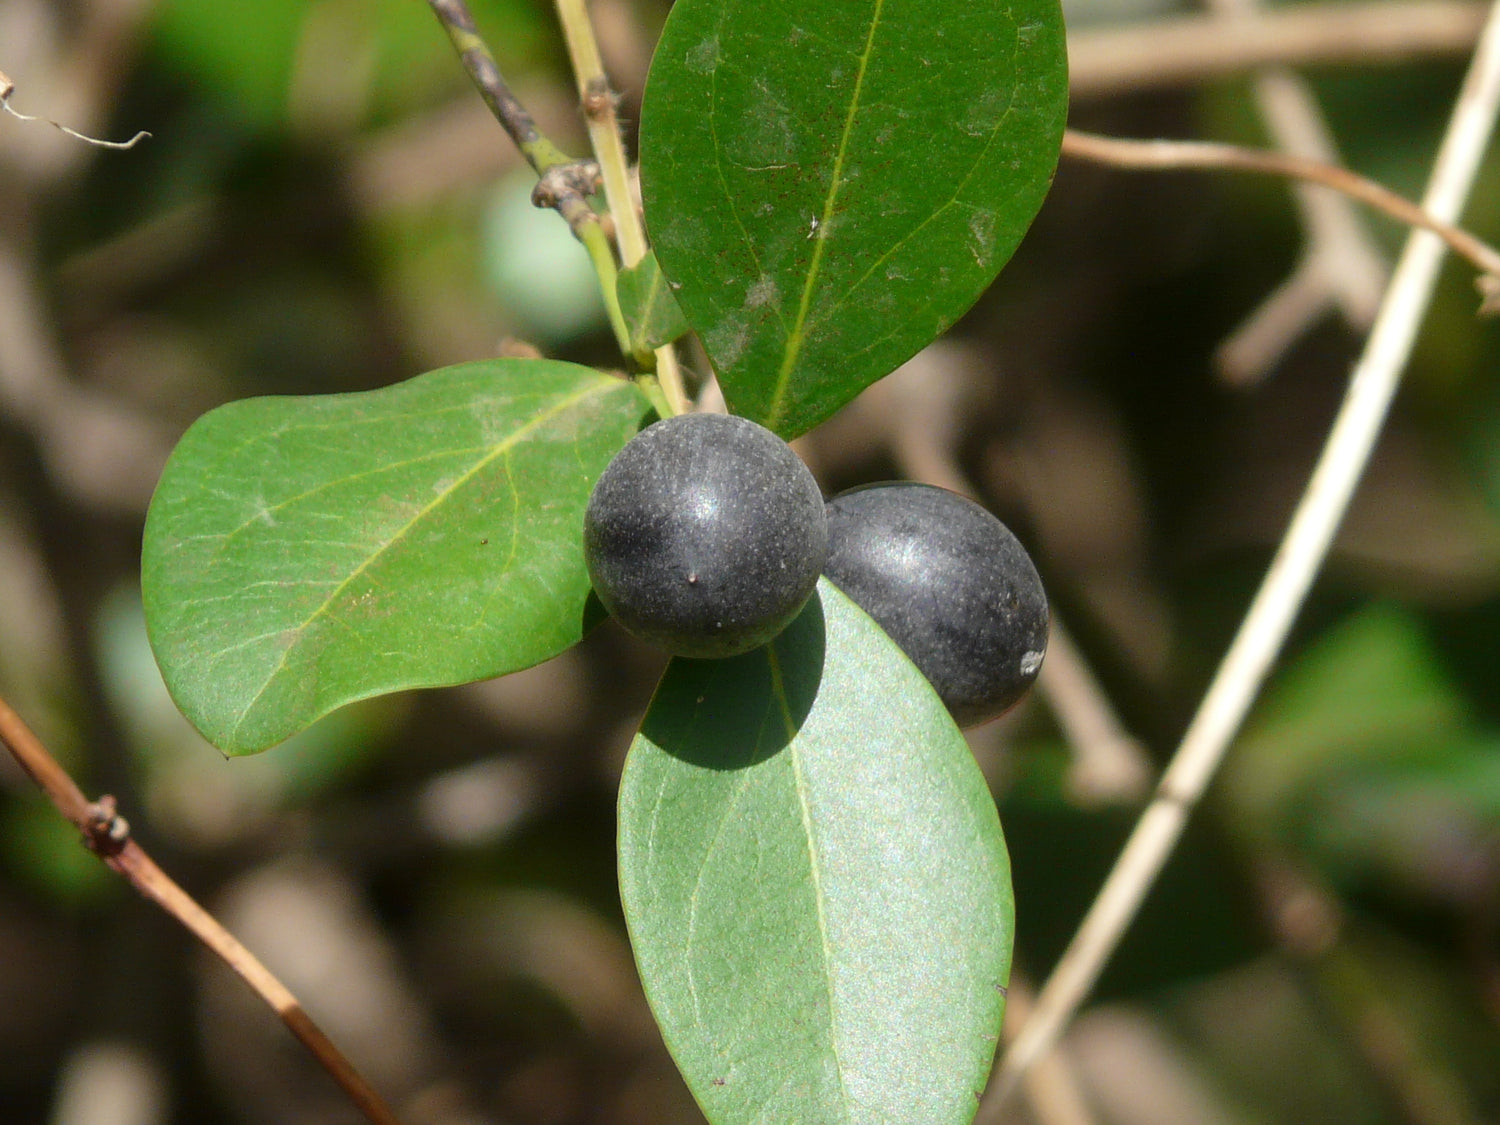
[427,0,572,175]
[550,0,690,413]
[428,0,649,371]
[576,217,633,358]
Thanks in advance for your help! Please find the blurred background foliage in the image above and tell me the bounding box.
[2,0,1499,1122]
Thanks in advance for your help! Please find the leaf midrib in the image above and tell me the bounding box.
[764,0,887,433]
[770,644,854,1119]
[223,378,620,745]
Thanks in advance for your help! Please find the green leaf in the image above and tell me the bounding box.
[1223,604,1471,838]
[619,579,1012,1125]
[151,0,307,130]
[617,252,691,356]
[639,0,1067,437]
[142,359,649,754]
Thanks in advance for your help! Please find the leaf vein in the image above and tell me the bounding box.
[222,380,617,744]
[766,0,886,431]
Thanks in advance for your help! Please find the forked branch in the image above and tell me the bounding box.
[425,0,636,357]
[551,0,688,411]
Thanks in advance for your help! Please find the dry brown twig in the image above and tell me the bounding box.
[1061,129,1500,313]
[0,695,404,1125]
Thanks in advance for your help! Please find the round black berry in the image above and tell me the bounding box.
[584,413,827,658]
[823,482,1048,726]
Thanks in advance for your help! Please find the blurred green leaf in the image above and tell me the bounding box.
[151,0,310,129]
[1226,605,1500,904]
[0,802,115,907]
[142,360,649,754]
[1224,604,1470,837]
[639,0,1067,437]
[619,579,1012,1125]
[1294,739,1500,902]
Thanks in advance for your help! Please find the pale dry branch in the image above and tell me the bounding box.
[1037,622,1152,807]
[981,973,1101,1125]
[991,0,1500,1104]
[1213,73,1388,378]
[1068,0,1486,99]
[1203,0,1388,384]
[0,72,148,149]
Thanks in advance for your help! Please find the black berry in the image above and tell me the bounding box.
[823,482,1047,726]
[584,413,827,658]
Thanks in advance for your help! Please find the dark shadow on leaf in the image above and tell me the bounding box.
[641,589,826,771]
[580,588,610,636]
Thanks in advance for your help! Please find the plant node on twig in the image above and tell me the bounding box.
[427,0,656,374]
[83,794,131,856]
[0,694,405,1125]
[531,159,603,223]
[582,75,619,122]
[551,0,689,412]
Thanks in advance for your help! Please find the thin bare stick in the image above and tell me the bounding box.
[1215,254,1340,383]
[983,973,1100,1125]
[1068,0,1486,99]
[1203,0,1388,384]
[0,694,403,1125]
[991,0,1500,1105]
[552,0,688,413]
[0,71,149,150]
[1222,72,1389,352]
[1062,129,1500,311]
[1037,621,1152,807]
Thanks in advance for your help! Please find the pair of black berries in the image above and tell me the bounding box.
[583,413,1049,726]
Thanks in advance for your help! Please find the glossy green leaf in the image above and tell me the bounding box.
[142,360,649,754]
[619,579,1012,1125]
[639,0,1067,437]
[617,252,691,355]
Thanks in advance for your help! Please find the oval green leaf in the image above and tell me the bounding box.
[619,579,1013,1125]
[618,251,691,357]
[639,0,1067,438]
[142,359,650,754]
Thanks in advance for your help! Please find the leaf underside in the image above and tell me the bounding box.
[619,578,1013,1125]
[142,359,650,754]
[640,0,1068,438]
